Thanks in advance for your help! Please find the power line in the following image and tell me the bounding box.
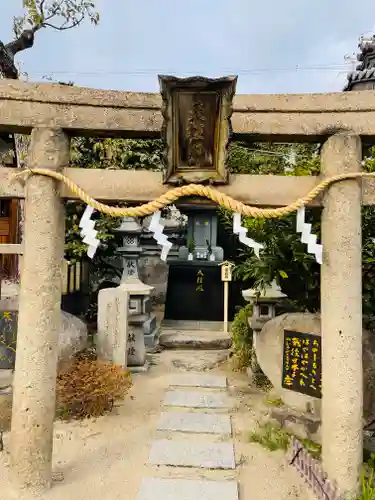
[26,62,353,78]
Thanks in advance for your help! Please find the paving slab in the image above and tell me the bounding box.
[169,373,227,389]
[138,477,238,500]
[157,411,232,435]
[148,439,236,469]
[163,390,232,409]
[159,330,232,350]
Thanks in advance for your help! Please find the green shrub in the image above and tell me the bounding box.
[359,453,375,500]
[230,303,253,371]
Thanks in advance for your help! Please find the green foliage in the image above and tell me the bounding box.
[70,138,163,171]
[265,397,284,407]
[14,0,99,36]
[230,303,253,370]
[249,422,290,452]
[66,137,163,262]
[359,453,375,500]
[228,142,320,176]
[249,422,321,459]
[224,142,375,328]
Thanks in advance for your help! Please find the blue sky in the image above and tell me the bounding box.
[1,0,375,94]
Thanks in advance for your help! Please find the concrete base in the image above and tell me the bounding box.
[144,326,160,348]
[128,359,150,373]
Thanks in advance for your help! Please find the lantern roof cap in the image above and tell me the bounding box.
[242,280,287,303]
[114,216,142,234]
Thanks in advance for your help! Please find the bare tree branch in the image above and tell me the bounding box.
[42,14,85,31]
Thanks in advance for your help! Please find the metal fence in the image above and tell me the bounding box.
[288,437,341,500]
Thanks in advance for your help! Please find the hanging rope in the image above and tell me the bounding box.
[11,168,373,219]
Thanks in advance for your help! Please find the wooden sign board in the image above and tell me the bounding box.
[281,330,322,399]
[221,263,232,282]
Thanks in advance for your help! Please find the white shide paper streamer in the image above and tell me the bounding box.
[233,212,264,259]
[296,206,323,265]
[79,205,100,259]
[149,210,172,262]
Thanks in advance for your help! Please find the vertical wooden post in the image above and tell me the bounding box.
[223,281,229,334]
[320,132,362,496]
[10,128,69,491]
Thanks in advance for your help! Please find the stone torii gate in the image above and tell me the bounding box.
[0,77,374,496]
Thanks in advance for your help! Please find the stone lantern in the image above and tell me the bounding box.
[242,280,287,376]
[114,216,158,370]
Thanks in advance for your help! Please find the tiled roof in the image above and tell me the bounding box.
[343,36,375,91]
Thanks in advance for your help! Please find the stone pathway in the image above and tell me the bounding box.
[137,372,239,500]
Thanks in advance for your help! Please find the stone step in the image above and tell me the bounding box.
[169,373,227,389]
[138,477,238,500]
[157,412,232,435]
[163,390,232,409]
[159,330,231,350]
[148,439,236,469]
[162,320,230,331]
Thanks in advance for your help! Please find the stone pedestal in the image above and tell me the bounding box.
[125,279,154,370]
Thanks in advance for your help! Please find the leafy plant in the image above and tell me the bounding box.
[249,422,290,452]
[56,353,132,419]
[249,422,321,459]
[230,303,253,371]
[187,237,196,254]
[223,142,375,330]
[359,453,375,500]
[14,0,99,36]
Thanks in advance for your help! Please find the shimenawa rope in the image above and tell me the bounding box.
[11,168,373,219]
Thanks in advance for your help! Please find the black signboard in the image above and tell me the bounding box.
[281,330,322,399]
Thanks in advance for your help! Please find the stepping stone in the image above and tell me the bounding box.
[157,411,232,435]
[170,373,227,389]
[138,477,238,500]
[163,390,231,409]
[148,439,236,469]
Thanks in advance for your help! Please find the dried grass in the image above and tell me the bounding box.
[56,356,132,420]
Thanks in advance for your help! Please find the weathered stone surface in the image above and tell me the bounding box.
[138,477,238,500]
[255,312,375,423]
[0,298,88,365]
[163,390,232,409]
[170,373,227,388]
[148,439,236,469]
[269,405,321,443]
[59,311,88,362]
[157,411,232,435]
[0,386,12,431]
[159,330,232,350]
[169,350,230,371]
[255,313,321,414]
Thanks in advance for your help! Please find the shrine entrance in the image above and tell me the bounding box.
[0,73,370,498]
[164,205,246,322]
